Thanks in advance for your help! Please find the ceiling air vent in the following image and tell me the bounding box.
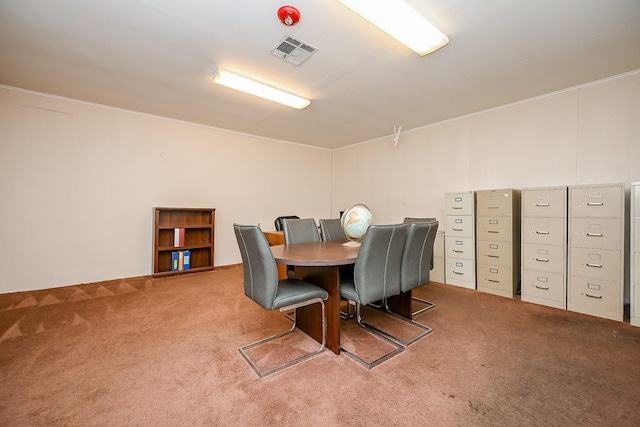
[269,35,318,66]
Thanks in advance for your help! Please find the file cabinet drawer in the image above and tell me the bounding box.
[477,265,513,294]
[477,217,512,241]
[522,188,566,217]
[522,217,565,246]
[446,193,474,215]
[477,189,515,215]
[570,218,622,249]
[446,215,474,237]
[446,259,476,282]
[477,240,512,267]
[570,247,622,281]
[445,236,475,260]
[569,276,620,313]
[521,270,564,303]
[570,185,623,217]
[522,244,565,274]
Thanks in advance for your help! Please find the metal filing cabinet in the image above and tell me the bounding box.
[567,183,625,321]
[521,186,567,309]
[445,191,476,289]
[630,183,640,327]
[476,188,521,298]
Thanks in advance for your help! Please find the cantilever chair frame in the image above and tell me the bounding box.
[239,297,327,378]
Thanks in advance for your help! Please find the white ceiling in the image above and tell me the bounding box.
[1,0,639,149]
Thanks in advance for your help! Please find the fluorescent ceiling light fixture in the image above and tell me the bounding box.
[211,69,310,110]
[337,0,449,56]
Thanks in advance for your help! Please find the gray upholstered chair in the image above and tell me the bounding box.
[393,220,439,345]
[274,215,299,231]
[234,224,328,377]
[402,217,438,315]
[282,218,321,244]
[339,223,407,368]
[319,218,347,241]
[403,217,437,223]
[282,218,321,281]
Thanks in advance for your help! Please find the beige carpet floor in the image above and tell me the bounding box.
[1,265,640,426]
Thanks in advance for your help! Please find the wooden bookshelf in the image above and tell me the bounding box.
[153,207,215,277]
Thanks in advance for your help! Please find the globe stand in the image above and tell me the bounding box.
[342,240,361,247]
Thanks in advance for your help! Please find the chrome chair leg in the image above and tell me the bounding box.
[340,303,404,369]
[411,296,436,316]
[239,298,326,377]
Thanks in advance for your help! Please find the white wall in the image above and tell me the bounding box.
[0,87,332,293]
[332,71,640,224]
[2,70,639,294]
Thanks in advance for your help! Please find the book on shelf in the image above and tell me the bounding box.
[183,250,191,270]
[174,228,185,247]
[171,250,191,272]
[172,251,180,271]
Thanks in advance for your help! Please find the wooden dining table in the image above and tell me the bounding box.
[270,241,413,354]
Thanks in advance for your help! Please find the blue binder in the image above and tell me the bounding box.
[171,251,179,271]
[183,250,191,270]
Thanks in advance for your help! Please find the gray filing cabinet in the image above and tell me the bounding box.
[567,183,625,321]
[476,188,521,298]
[521,186,567,309]
[445,191,476,289]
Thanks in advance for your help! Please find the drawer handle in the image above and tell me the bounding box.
[535,231,550,234]
[453,250,464,253]
[452,228,463,231]
[451,206,462,209]
[535,285,550,290]
[487,230,499,234]
[487,279,500,283]
[586,202,603,206]
[535,258,549,262]
[535,203,550,207]
[488,206,499,209]
[586,263,603,268]
[488,255,499,258]
[586,233,603,237]
[453,271,464,275]
[586,293,602,299]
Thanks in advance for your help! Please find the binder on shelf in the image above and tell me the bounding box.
[183,250,191,270]
[178,251,184,270]
[174,227,185,247]
[171,252,179,271]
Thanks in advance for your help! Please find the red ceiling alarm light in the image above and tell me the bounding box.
[277,6,300,26]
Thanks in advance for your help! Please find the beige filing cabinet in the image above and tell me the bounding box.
[521,187,567,309]
[568,183,625,321]
[431,231,445,283]
[445,191,476,289]
[630,183,640,327]
[476,189,521,298]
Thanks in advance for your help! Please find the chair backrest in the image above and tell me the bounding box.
[319,218,347,241]
[274,215,300,231]
[403,217,437,223]
[233,224,279,310]
[399,221,439,293]
[282,218,321,244]
[353,223,407,306]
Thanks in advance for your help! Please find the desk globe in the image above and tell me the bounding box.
[341,204,374,246]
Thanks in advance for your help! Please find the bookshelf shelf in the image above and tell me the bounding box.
[153,207,215,277]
